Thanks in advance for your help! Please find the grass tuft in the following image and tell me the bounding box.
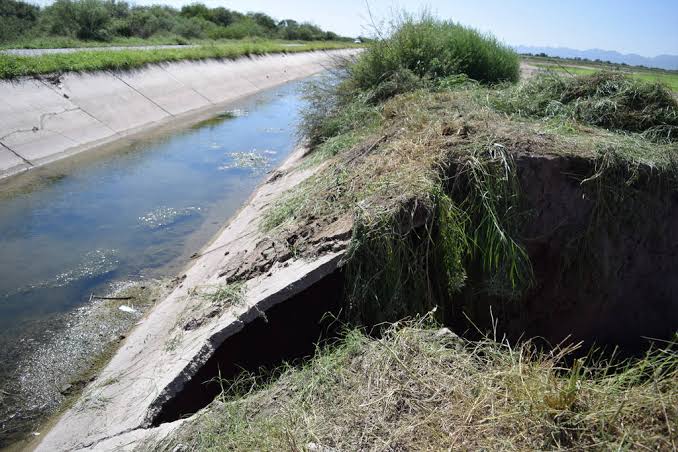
[203,282,245,307]
[448,144,533,297]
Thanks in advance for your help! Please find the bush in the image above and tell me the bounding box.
[351,14,519,98]
[42,0,111,41]
[0,0,39,42]
[172,16,210,39]
[494,71,678,141]
[208,17,267,40]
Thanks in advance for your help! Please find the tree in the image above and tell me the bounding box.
[248,12,276,31]
[180,3,210,20]
[209,7,234,27]
[73,0,111,39]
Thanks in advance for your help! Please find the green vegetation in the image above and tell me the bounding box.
[348,14,518,101]
[163,321,677,451]
[494,71,678,142]
[0,0,354,46]
[0,40,356,79]
[633,71,678,92]
[204,282,245,307]
[49,11,674,451]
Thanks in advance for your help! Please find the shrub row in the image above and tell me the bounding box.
[0,0,354,45]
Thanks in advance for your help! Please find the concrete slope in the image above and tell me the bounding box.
[35,146,348,451]
[0,49,358,181]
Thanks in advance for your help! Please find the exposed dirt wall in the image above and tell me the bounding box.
[455,152,678,350]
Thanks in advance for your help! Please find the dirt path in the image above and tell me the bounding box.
[519,61,541,78]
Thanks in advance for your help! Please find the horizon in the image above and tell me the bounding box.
[25,0,678,58]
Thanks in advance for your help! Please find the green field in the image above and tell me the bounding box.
[0,40,359,79]
[531,62,678,92]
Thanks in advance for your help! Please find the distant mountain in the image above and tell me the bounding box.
[515,46,678,71]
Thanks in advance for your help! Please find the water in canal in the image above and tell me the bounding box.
[0,78,309,445]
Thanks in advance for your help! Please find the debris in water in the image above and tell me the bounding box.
[118,305,138,314]
[227,109,247,117]
[219,150,273,172]
[2,250,120,297]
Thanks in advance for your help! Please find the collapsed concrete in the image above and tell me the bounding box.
[0,49,359,181]
[35,145,351,451]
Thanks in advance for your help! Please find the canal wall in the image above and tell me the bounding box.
[0,49,359,181]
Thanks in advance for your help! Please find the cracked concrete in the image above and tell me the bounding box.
[0,49,360,181]
[35,145,348,451]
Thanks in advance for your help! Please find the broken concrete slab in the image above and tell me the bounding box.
[36,146,348,451]
[71,420,184,452]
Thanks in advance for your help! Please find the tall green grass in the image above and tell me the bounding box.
[350,14,519,100]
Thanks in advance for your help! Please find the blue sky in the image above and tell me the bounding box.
[29,0,678,56]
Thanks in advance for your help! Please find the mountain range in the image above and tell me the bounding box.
[515,46,678,71]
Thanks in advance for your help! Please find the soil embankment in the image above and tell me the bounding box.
[0,49,359,181]
[449,152,678,350]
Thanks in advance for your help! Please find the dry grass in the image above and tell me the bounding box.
[493,71,678,142]
[158,319,677,451]
[273,83,678,240]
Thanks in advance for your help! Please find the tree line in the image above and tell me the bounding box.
[0,0,353,44]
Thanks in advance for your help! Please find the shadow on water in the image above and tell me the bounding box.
[0,77,312,447]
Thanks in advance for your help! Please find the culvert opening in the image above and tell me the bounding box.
[150,268,345,426]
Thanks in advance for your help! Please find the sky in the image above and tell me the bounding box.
[28,0,678,57]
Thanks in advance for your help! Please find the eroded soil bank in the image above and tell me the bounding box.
[449,152,678,350]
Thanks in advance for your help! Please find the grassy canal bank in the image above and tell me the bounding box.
[157,15,677,451]
[0,40,359,79]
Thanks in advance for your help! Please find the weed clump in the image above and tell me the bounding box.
[204,282,245,307]
[494,71,678,141]
[350,14,519,101]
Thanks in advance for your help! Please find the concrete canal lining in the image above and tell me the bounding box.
[0,49,359,181]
